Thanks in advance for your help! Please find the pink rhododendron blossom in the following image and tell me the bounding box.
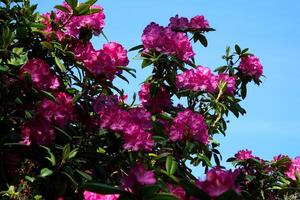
[169,109,209,144]
[176,65,213,92]
[123,163,156,189]
[272,154,290,162]
[102,42,129,67]
[238,55,263,79]
[211,73,237,95]
[99,100,153,151]
[197,168,239,197]
[21,117,55,145]
[285,157,300,180]
[167,184,186,200]
[235,149,254,160]
[189,15,210,30]
[168,15,189,30]
[38,92,76,128]
[72,41,95,62]
[138,83,172,113]
[168,15,209,31]
[142,23,194,61]
[84,191,119,200]
[19,59,60,90]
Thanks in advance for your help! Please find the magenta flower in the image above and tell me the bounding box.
[38,92,76,128]
[169,109,209,144]
[138,83,172,113]
[102,42,129,67]
[176,65,214,92]
[142,23,194,62]
[197,168,239,198]
[189,15,210,30]
[84,191,119,200]
[19,59,60,91]
[285,156,300,180]
[123,163,156,189]
[211,73,237,95]
[238,55,263,79]
[21,116,55,145]
[234,149,254,160]
[167,184,186,200]
[168,15,209,31]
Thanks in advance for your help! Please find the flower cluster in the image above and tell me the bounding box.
[234,149,255,160]
[167,184,186,200]
[197,168,239,197]
[176,65,236,95]
[19,59,60,90]
[73,41,129,80]
[138,83,172,113]
[168,15,210,31]
[97,96,153,151]
[169,109,209,144]
[142,22,195,62]
[285,156,300,180]
[84,191,119,200]
[238,55,263,79]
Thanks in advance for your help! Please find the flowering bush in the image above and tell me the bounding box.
[0,0,299,199]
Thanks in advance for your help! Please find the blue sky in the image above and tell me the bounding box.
[33,0,300,176]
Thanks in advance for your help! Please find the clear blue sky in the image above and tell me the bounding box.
[33,0,300,176]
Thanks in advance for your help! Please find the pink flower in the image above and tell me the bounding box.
[169,109,209,144]
[102,42,129,67]
[168,15,189,30]
[197,168,239,198]
[84,191,119,200]
[167,184,186,200]
[238,55,263,79]
[234,149,254,160]
[138,83,172,113]
[285,156,300,180]
[142,23,194,62]
[72,41,95,62]
[189,15,210,30]
[211,73,237,95]
[65,5,105,38]
[19,59,60,90]
[123,163,156,189]
[21,116,55,145]
[176,66,213,92]
[99,98,153,151]
[38,92,76,128]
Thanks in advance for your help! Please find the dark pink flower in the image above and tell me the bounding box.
[123,163,156,189]
[21,116,55,145]
[238,55,263,79]
[285,156,300,180]
[102,42,129,67]
[176,66,213,92]
[169,109,209,144]
[138,83,172,113]
[84,191,119,200]
[38,92,76,128]
[19,59,60,90]
[211,73,237,95]
[167,184,186,200]
[189,15,210,30]
[234,149,254,160]
[168,15,189,30]
[197,168,239,198]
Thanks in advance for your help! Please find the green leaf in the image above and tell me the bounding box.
[74,3,90,15]
[55,5,71,13]
[41,41,53,50]
[241,82,247,99]
[129,44,144,52]
[235,44,241,55]
[40,90,56,101]
[141,59,153,68]
[68,148,78,159]
[55,57,66,72]
[76,169,92,181]
[62,143,71,161]
[40,168,53,177]
[53,126,72,141]
[198,34,208,47]
[84,0,97,6]
[0,65,9,72]
[166,156,173,175]
[116,74,129,84]
[197,153,212,167]
[66,0,77,9]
